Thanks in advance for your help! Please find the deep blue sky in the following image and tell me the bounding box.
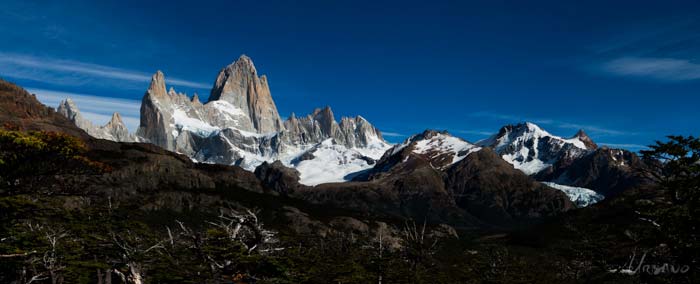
[1,0,699,149]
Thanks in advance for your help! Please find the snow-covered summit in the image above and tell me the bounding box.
[382,130,481,170]
[477,122,594,175]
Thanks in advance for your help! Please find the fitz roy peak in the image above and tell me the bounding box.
[208,55,285,133]
[101,55,389,183]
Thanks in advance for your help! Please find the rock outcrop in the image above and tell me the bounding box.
[572,129,597,150]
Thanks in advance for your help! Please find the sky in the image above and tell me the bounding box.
[1,0,699,150]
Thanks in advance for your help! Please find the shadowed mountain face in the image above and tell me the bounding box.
[533,147,650,197]
[0,80,88,140]
[258,130,575,227]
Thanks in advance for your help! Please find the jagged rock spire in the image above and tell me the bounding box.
[192,93,201,104]
[109,112,123,125]
[148,71,167,97]
[208,55,285,133]
[313,106,336,136]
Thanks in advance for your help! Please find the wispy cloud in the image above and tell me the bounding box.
[381,131,406,137]
[542,121,631,136]
[0,52,209,89]
[455,130,494,136]
[598,142,650,150]
[28,88,141,132]
[470,111,633,136]
[602,57,700,81]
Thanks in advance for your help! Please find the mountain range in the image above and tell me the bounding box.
[56,55,648,211]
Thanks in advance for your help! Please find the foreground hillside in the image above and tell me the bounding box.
[1,79,697,283]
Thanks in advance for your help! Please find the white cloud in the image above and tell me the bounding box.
[28,88,141,132]
[603,57,700,81]
[0,52,210,89]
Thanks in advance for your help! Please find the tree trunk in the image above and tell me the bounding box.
[127,262,143,284]
[105,269,112,284]
[97,268,103,284]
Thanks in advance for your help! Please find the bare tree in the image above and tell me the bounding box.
[110,231,165,284]
[42,227,68,284]
[207,208,277,254]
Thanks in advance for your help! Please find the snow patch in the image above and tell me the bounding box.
[210,100,246,117]
[293,139,387,186]
[542,182,604,207]
[172,109,218,137]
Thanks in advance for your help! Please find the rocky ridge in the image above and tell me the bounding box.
[57,98,135,142]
